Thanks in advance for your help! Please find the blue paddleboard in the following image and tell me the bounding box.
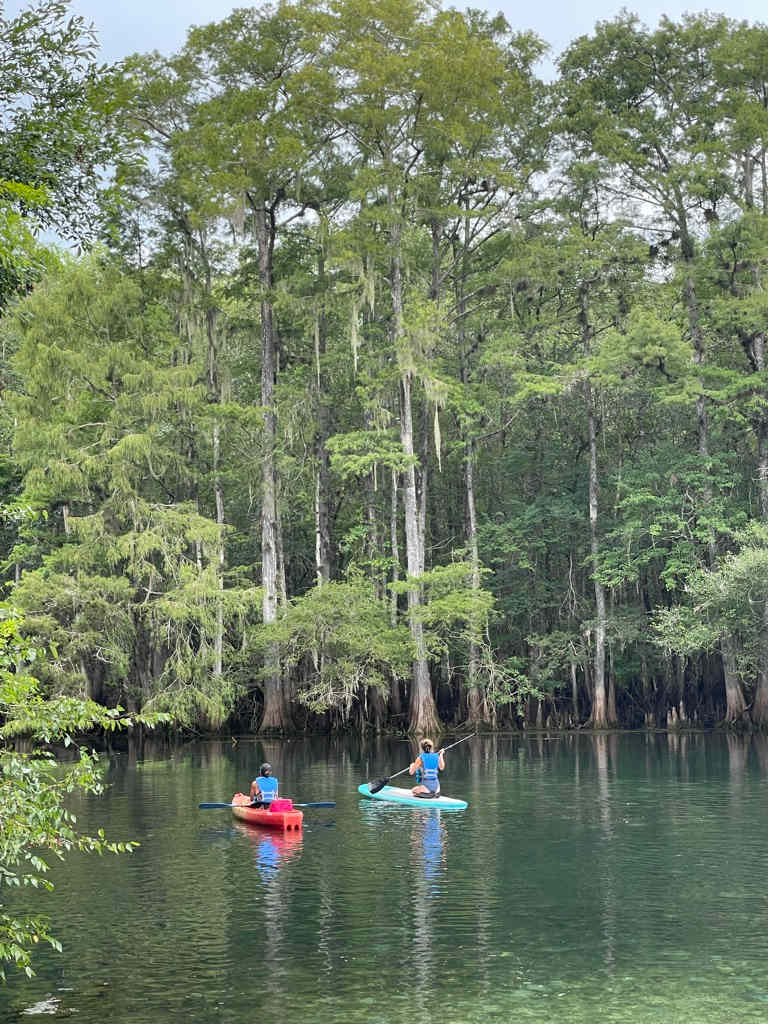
[358,783,468,810]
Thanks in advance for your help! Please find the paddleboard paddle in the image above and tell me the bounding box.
[367,731,477,794]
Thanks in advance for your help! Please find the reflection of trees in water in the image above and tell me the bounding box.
[313,870,335,976]
[726,735,749,845]
[234,823,303,982]
[754,734,768,777]
[594,734,617,973]
[470,732,501,788]
[469,735,499,998]
[727,733,747,793]
[665,730,690,782]
[355,731,391,781]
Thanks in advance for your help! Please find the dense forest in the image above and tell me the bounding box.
[3,0,768,737]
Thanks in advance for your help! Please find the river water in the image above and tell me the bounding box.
[3,732,768,1022]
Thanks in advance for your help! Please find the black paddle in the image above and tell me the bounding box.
[367,732,477,794]
[199,801,336,809]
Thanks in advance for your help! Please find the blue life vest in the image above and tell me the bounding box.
[256,775,278,800]
[420,752,439,782]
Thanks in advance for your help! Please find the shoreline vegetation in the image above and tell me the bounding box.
[4,0,768,744]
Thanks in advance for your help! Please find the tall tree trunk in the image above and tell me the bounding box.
[581,287,613,727]
[389,469,403,721]
[570,659,579,724]
[254,200,289,732]
[682,251,747,723]
[212,418,224,679]
[586,377,610,726]
[743,151,754,209]
[390,467,400,628]
[275,481,288,612]
[464,432,490,725]
[180,223,227,680]
[363,407,380,583]
[314,254,331,585]
[389,195,439,736]
[418,400,429,576]
[455,212,491,727]
[750,331,768,724]
[400,369,438,735]
[203,261,225,681]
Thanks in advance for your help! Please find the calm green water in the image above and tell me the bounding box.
[3,732,768,1022]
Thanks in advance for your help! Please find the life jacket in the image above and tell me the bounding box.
[256,775,278,800]
[420,751,439,782]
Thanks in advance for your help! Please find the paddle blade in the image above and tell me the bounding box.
[199,802,238,809]
[367,777,389,795]
[295,801,336,808]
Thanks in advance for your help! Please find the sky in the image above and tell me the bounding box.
[4,0,768,69]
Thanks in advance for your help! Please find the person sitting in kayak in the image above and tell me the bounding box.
[409,739,445,798]
[250,763,279,806]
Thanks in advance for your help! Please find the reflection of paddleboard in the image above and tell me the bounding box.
[358,784,468,810]
[422,813,444,882]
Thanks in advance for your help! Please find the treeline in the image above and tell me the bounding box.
[3,0,768,735]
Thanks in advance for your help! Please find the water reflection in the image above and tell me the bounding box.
[595,734,617,973]
[754,733,768,776]
[411,811,446,892]
[727,733,747,791]
[231,823,304,988]
[409,811,445,1012]
[234,822,303,883]
[10,732,768,1024]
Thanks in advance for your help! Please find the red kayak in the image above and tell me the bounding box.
[231,793,303,831]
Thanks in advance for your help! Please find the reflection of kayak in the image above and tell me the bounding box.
[233,823,303,881]
[233,823,303,864]
[231,793,303,830]
[358,784,467,810]
[234,822,304,853]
